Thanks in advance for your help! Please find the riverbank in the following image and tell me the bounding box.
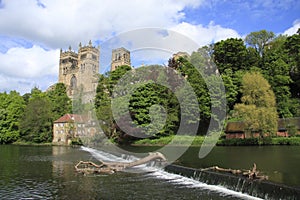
[132,135,300,146]
[12,141,53,146]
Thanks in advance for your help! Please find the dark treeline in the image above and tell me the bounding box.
[1,29,299,144]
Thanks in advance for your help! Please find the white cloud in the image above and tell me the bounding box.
[283,19,300,36]
[171,21,241,46]
[0,45,59,78]
[0,0,204,49]
[0,0,244,94]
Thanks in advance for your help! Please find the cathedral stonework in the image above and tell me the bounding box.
[58,42,131,104]
[59,40,100,103]
[111,47,131,71]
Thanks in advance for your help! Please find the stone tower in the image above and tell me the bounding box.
[111,47,131,71]
[59,40,100,103]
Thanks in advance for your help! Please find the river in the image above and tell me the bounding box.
[0,145,299,199]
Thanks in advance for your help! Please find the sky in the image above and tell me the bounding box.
[0,0,299,94]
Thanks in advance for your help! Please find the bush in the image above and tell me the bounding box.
[133,135,205,146]
[218,137,300,146]
[217,138,259,146]
[271,137,300,145]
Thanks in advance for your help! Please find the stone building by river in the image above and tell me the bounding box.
[52,114,97,145]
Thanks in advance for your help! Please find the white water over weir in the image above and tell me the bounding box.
[81,146,263,200]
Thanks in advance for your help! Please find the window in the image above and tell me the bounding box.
[92,54,97,60]
[80,54,87,59]
[70,75,77,89]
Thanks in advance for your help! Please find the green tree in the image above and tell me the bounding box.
[262,35,295,117]
[285,28,300,99]
[47,83,72,120]
[213,38,248,74]
[173,56,211,134]
[233,71,278,136]
[245,30,275,57]
[0,91,25,144]
[95,74,114,137]
[19,89,53,143]
[129,83,179,138]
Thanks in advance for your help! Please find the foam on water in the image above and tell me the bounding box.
[81,146,262,200]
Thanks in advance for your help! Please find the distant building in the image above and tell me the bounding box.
[52,114,97,145]
[225,118,300,139]
[111,47,131,71]
[172,52,189,61]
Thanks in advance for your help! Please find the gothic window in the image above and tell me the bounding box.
[92,54,97,60]
[93,64,97,72]
[81,54,87,59]
[70,75,77,89]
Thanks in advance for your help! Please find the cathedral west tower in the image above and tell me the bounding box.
[59,40,100,103]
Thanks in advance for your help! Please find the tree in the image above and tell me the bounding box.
[19,89,53,143]
[0,91,25,144]
[47,83,72,120]
[95,74,114,137]
[285,28,300,99]
[262,35,295,117]
[129,82,179,138]
[245,30,275,57]
[213,38,248,74]
[171,56,211,134]
[233,72,278,137]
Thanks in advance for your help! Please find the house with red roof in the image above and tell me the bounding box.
[52,114,88,145]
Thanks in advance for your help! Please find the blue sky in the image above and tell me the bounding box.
[0,0,299,94]
[182,0,300,35]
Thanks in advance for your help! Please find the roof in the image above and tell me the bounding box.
[54,114,86,123]
[278,117,300,130]
[226,118,300,134]
[225,121,245,133]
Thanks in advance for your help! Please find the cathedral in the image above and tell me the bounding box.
[58,41,131,103]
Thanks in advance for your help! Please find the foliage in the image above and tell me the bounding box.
[262,35,295,117]
[0,91,25,144]
[213,38,248,74]
[47,83,72,120]
[233,72,278,136]
[245,30,275,56]
[95,65,132,141]
[19,94,53,143]
[0,85,72,144]
[133,135,205,146]
[218,137,300,146]
[129,82,179,137]
[172,55,211,134]
[285,28,300,99]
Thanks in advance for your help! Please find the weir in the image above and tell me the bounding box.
[164,164,300,200]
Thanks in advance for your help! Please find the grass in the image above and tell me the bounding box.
[12,141,53,146]
[133,135,206,146]
[133,135,300,146]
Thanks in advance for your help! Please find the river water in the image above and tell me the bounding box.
[0,145,299,199]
